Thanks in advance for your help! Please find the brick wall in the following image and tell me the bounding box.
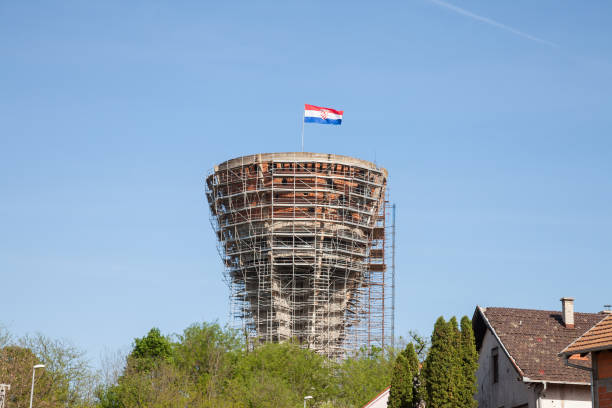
[599,384,612,408]
[599,351,612,379]
[597,351,612,408]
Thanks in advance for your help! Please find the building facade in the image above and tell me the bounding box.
[560,312,612,408]
[473,298,606,408]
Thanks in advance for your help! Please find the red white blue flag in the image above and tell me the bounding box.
[304,104,343,125]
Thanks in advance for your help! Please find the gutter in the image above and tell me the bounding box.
[562,358,592,373]
[522,378,590,386]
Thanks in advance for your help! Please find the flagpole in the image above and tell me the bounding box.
[300,109,305,152]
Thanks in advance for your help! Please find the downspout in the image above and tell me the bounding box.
[536,381,547,408]
[591,369,595,408]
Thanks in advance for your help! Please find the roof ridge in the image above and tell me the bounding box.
[484,306,602,316]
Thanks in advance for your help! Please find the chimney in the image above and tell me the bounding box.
[561,297,575,328]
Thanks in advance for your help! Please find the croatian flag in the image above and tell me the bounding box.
[304,104,343,125]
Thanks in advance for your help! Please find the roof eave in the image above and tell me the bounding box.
[559,343,612,358]
[522,378,590,386]
[558,314,611,357]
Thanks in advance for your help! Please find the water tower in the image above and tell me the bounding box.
[206,152,393,358]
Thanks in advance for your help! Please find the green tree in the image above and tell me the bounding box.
[131,328,173,362]
[173,322,242,404]
[459,316,478,408]
[0,346,55,408]
[114,361,192,408]
[95,384,121,408]
[389,353,411,408]
[226,368,296,408]
[20,333,98,407]
[95,324,401,408]
[0,333,96,408]
[97,327,181,408]
[227,341,332,407]
[127,327,173,374]
[447,317,463,406]
[388,343,420,408]
[422,317,457,408]
[335,346,394,407]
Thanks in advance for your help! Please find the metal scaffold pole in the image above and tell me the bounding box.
[391,203,396,349]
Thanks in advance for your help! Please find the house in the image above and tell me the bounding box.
[559,312,612,408]
[361,386,389,408]
[472,297,606,408]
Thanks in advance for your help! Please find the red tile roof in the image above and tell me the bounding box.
[473,306,606,384]
[560,313,612,356]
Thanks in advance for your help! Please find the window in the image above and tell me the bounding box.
[492,347,499,383]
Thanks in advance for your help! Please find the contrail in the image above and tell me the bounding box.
[426,0,559,48]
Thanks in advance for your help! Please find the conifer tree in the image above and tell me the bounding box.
[447,317,463,407]
[405,343,421,407]
[459,316,479,408]
[422,316,457,408]
[388,343,420,408]
[389,353,411,408]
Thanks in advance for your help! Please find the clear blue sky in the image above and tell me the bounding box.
[1,1,611,364]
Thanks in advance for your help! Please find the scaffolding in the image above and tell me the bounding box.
[206,152,393,359]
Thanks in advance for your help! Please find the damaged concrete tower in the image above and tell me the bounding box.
[206,152,392,358]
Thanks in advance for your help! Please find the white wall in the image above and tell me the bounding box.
[476,329,535,408]
[540,383,591,408]
[362,387,388,408]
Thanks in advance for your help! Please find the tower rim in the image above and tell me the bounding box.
[212,152,388,178]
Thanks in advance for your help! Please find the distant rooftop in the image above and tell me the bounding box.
[474,306,605,384]
[560,313,612,357]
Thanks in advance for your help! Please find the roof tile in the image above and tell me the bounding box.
[561,314,612,356]
[482,307,605,383]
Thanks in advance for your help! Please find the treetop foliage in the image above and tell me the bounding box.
[131,328,173,362]
[459,316,479,408]
[0,333,96,408]
[388,343,419,408]
[0,316,479,408]
[421,315,479,408]
[95,324,397,408]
